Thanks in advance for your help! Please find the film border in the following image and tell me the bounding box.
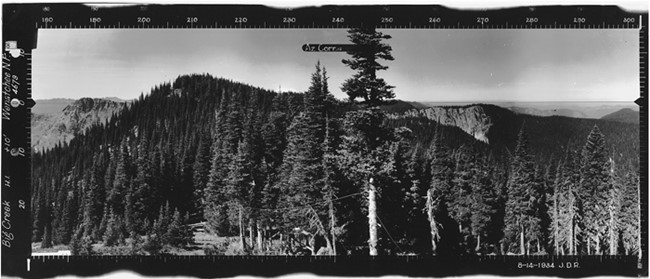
[1,3,647,278]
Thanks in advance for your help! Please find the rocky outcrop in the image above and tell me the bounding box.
[32,98,126,152]
[388,105,493,143]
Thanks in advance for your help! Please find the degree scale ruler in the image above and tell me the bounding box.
[2,3,648,278]
[14,5,650,29]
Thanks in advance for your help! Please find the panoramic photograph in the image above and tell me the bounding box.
[30,27,640,257]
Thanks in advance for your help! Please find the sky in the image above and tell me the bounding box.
[33,28,639,102]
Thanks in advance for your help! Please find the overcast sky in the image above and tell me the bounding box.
[33,28,638,102]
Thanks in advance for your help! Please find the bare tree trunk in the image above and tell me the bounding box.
[553,192,559,255]
[587,237,591,255]
[569,216,575,255]
[610,221,616,255]
[426,188,439,255]
[249,219,255,251]
[475,234,481,254]
[569,184,575,255]
[609,195,617,255]
[329,198,336,256]
[257,222,263,252]
[239,206,247,252]
[368,178,378,256]
[595,237,601,255]
[520,223,525,255]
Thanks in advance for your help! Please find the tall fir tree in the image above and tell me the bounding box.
[225,139,255,252]
[277,63,332,245]
[470,156,500,254]
[618,171,640,255]
[341,27,395,106]
[580,125,611,254]
[504,125,539,255]
[450,145,476,252]
[340,27,396,255]
[107,139,131,216]
[558,148,582,255]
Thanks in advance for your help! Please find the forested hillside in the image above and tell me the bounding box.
[601,108,640,124]
[31,27,640,257]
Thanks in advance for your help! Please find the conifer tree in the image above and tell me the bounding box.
[204,97,237,236]
[277,63,333,241]
[341,27,395,106]
[322,117,345,255]
[549,163,563,255]
[450,145,475,251]
[41,222,53,249]
[379,127,412,253]
[155,202,172,242]
[618,171,640,255]
[225,139,255,252]
[131,143,157,233]
[165,208,185,247]
[81,163,105,240]
[557,149,582,255]
[404,147,429,254]
[107,139,131,216]
[103,210,121,247]
[32,194,47,242]
[337,108,394,256]
[470,157,500,254]
[580,125,611,254]
[192,135,212,214]
[504,125,538,255]
[56,177,79,245]
[340,27,396,256]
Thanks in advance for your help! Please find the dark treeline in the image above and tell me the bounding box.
[31,28,640,257]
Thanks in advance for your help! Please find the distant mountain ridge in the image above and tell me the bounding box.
[388,103,639,166]
[504,103,638,119]
[31,98,125,152]
[600,108,639,124]
[33,97,129,115]
[507,106,589,118]
[419,101,638,119]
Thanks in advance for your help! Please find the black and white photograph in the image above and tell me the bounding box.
[1,2,646,278]
[30,27,641,254]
